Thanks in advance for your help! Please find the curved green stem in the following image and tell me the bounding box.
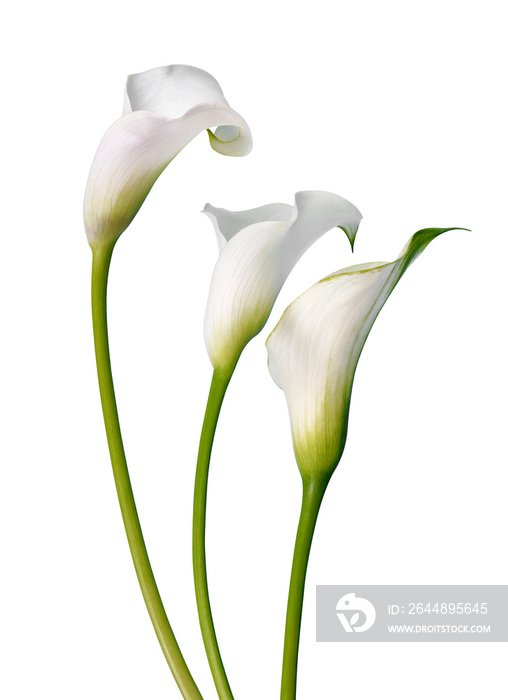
[193,369,235,700]
[281,474,330,700]
[91,244,203,700]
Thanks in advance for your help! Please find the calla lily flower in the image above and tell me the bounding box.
[84,65,252,250]
[266,227,462,479]
[195,191,361,699]
[203,191,362,374]
[86,65,251,699]
[268,227,464,700]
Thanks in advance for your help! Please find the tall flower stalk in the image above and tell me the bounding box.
[193,367,235,700]
[86,64,251,699]
[266,227,465,699]
[91,244,203,699]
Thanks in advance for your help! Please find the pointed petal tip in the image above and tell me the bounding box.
[416,226,470,234]
[339,221,361,253]
[398,226,470,266]
[202,204,216,224]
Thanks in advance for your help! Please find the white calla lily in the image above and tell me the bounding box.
[203,191,362,374]
[267,227,462,479]
[195,192,361,697]
[86,65,251,698]
[84,65,252,250]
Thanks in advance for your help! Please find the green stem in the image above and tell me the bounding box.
[193,369,235,700]
[91,244,203,700]
[281,474,329,700]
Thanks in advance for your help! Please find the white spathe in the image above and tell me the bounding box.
[266,227,460,479]
[203,191,362,373]
[84,65,252,250]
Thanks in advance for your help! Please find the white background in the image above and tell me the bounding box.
[1,0,507,698]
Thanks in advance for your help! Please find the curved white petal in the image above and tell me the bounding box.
[203,202,294,251]
[279,191,362,280]
[266,228,462,479]
[205,219,289,371]
[84,65,252,250]
[203,191,362,372]
[124,65,227,118]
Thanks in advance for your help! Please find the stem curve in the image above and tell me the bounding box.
[281,474,329,700]
[193,369,235,700]
[91,244,203,700]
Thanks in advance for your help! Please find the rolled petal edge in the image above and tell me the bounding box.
[84,65,252,250]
